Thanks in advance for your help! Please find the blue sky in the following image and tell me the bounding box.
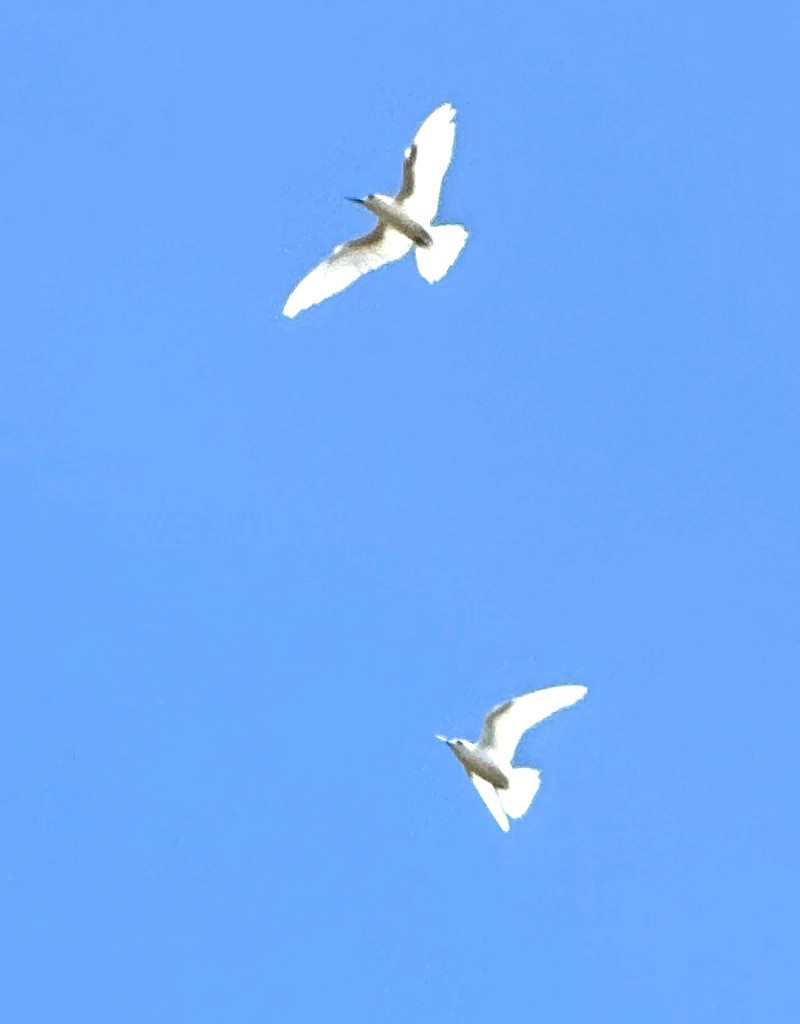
[3,2,799,1021]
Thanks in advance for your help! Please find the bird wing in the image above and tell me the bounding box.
[283,224,412,318]
[396,143,417,203]
[395,103,457,225]
[468,773,510,832]
[477,685,588,763]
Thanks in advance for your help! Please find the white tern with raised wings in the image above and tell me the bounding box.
[437,685,588,832]
[283,103,468,318]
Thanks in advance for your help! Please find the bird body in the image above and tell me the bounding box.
[354,194,433,247]
[283,103,468,318]
[440,739,512,790]
[437,685,588,832]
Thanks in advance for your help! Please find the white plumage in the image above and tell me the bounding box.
[283,103,468,318]
[437,685,588,832]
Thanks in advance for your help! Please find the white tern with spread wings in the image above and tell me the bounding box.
[436,685,588,832]
[283,103,468,318]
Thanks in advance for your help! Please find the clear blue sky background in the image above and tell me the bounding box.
[3,3,799,1021]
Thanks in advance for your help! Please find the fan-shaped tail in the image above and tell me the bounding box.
[415,224,468,284]
[497,767,541,820]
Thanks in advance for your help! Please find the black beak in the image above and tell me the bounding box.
[345,196,365,205]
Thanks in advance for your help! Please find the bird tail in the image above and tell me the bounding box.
[497,767,541,820]
[415,224,468,284]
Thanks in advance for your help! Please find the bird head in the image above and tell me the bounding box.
[346,193,390,215]
[436,735,477,772]
[435,735,467,751]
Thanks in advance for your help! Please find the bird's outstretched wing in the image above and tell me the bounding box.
[395,103,457,225]
[468,773,510,832]
[477,685,588,764]
[283,224,412,318]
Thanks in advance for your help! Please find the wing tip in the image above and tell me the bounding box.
[548,683,589,708]
[419,102,456,128]
[282,297,301,318]
[541,683,588,700]
[433,101,456,123]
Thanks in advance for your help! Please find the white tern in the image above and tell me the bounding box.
[437,685,588,832]
[283,103,468,318]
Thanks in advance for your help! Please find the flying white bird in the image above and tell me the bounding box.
[283,103,468,318]
[436,685,588,832]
